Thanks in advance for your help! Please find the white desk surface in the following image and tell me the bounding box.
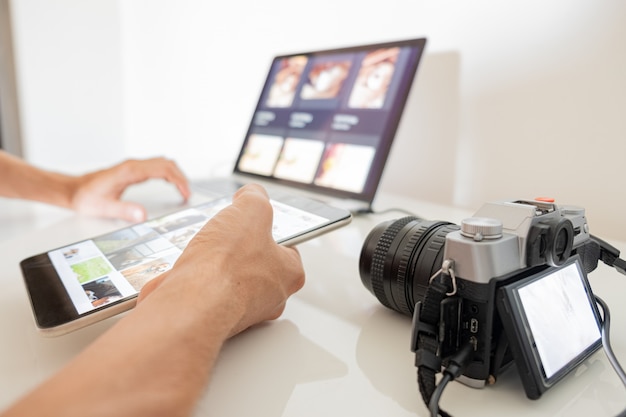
[0,183,624,417]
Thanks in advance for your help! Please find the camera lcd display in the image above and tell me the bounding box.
[496,256,602,399]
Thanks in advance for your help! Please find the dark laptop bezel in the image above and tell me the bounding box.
[231,38,427,204]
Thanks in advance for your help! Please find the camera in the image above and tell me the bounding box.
[359,198,607,396]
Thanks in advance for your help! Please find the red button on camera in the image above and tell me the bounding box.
[535,197,555,203]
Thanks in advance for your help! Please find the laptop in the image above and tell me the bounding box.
[192,37,427,212]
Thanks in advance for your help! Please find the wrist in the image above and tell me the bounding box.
[0,151,79,208]
[138,266,246,342]
[48,172,80,209]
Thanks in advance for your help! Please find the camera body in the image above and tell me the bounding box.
[438,199,595,386]
[359,198,601,387]
[445,198,590,284]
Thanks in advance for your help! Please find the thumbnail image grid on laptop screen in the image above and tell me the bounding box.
[234,38,426,202]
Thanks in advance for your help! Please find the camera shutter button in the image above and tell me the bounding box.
[461,217,503,241]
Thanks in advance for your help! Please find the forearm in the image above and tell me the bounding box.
[0,184,302,417]
[2,271,241,417]
[0,151,78,208]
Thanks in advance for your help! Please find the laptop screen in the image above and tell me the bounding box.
[233,38,427,204]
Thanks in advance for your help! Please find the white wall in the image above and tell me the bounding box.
[9,0,124,173]
[9,0,626,240]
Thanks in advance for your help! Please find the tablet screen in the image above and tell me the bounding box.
[47,197,328,315]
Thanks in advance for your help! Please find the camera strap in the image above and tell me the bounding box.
[411,277,451,416]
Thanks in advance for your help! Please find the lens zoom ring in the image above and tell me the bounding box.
[370,216,418,309]
[395,222,436,315]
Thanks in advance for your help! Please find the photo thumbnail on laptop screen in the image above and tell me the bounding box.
[234,38,426,203]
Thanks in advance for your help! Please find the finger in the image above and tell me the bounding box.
[100,200,147,223]
[232,183,269,201]
[137,273,169,303]
[159,159,191,200]
[144,158,191,201]
[231,184,303,273]
[229,184,274,235]
[116,158,191,201]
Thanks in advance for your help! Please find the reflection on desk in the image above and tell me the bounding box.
[0,186,624,417]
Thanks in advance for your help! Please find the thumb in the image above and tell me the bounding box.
[104,201,147,223]
[137,273,168,303]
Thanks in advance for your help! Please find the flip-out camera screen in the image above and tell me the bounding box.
[497,256,602,399]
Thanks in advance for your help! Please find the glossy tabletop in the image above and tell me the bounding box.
[0,182,624,416]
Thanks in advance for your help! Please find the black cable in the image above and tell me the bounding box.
[428,374,452,417]
[353,206,375,215]
[595,296,626,385]
[595,295,626,417]
[427,342,474,417]
[353,206,420,217]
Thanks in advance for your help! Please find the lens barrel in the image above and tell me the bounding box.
[359,217,460,316]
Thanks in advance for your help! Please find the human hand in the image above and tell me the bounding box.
[138,183,305,337]
[0,183,304,417]
[70,157,190,222]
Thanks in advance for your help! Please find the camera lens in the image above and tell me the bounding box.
[359,217,460,316]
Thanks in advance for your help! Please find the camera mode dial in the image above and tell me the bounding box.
[461,217,503,241]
